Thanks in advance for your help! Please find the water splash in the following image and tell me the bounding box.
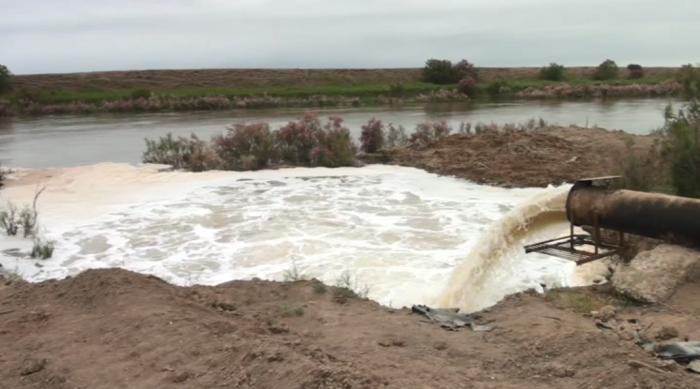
[436,186,572,312]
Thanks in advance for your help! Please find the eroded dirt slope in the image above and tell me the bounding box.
[0,269,697,389]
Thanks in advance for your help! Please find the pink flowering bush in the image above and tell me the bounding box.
[276,113,323,164]
[215,123,277,170]
[143,113,358,171]
[184,134,222,172]
[360,118,385,153]
[416,89,469,102]
[276,113,357,167]
[454,60,478,80]
[457,76,477,96]
[310,116,357,167]
[516,81,681,99]
[15,94,363,116]
[0,101,16,117]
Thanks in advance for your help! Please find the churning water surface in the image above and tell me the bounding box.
[0,164,591,311]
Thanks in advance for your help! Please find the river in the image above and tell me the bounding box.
[0,98,681,168]
[0,98,675,310]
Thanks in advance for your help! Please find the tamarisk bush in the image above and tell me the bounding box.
[360,118,385,153]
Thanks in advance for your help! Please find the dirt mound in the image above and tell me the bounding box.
[371,126,658,187]
[1,268,698,389]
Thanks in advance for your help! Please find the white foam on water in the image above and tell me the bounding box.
[0,163,591,309]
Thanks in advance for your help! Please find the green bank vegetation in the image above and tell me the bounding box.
[1,60,698,117]
[617,100,700,198]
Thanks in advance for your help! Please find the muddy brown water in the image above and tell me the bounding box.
[0,98,682,168]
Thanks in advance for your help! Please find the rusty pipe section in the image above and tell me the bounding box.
[566,184,700,246]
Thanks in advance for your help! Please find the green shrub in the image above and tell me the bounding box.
[143,133,221,172]
[661,101,700,198]
[0,64,11,93]
[389,83,405,98]
[333,269,370,304]
[276,303,305,317]
[613,139,665,192]
[486,80,512,98]
[386,124,408,148]
[422,59,459,85]
[539,63,566,81]
[626,64,644,79]
[143,133,188,169]
[313,282,327,294]
[0,202,19,236]
[676,64,700,97]
[333,287,358,304]
[593,59,619,81]
[31,237,55,260]
[0,188,46,237]
[19,206,36,238]
[282,259,307,282]
[545,289,609,313]
[411,121,452,143]
[131,89,152,99]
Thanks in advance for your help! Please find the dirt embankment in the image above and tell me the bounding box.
[0,268,698,389]
[368,126,658,188]
[11,67,680,92]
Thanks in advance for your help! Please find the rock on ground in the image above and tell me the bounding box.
[612,244,700,303]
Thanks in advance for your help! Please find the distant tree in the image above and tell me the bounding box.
[422,59,459,85]
[454,59,478,80]
[593,60,619,81]
[539,63,566,81]
[675,64,700,97]
[627,64,644,79]
[0,65,11,93]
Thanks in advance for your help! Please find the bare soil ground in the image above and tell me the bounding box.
[0,268,697,389]
[11,67,680,92]
[370,126,658,187]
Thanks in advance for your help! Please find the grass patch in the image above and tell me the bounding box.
[544,288,611,313]
[276,303,305,318]
[313,282,327,294]
[30,237,55,260]
[332,270,370,304]
[332,287,358,304]
[282,259,308,282]
[1,75,678,112]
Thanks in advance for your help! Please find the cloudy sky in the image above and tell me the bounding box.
[1,0,698,74]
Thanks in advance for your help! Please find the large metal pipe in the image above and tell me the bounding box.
[566,182,700,247]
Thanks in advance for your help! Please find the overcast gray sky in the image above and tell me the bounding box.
[1,0,698,74]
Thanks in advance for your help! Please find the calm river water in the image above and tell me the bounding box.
[0,98,683,168]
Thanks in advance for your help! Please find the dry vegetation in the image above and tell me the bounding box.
[9,67,682,92]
